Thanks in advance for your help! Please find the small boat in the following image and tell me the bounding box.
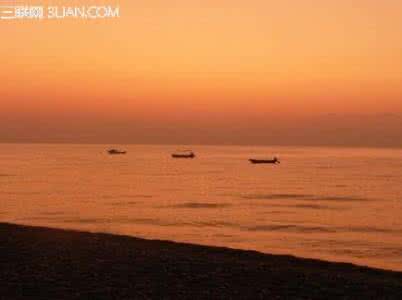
[249,157,280,164]
[171,150,196,159]
[107,149,127,155]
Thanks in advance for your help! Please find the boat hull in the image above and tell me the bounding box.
[172,154,195,159]
[249,159,279,164]
[108,150,127,155]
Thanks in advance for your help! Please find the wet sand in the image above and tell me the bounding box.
[1,222,401,299]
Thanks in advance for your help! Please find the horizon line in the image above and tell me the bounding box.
[1,141,402,150]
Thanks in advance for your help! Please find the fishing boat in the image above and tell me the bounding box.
[249,157,280,164]
[107,149,127,155]
[171,150,196,159]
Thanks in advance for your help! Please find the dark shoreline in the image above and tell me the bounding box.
[1,222,401,299]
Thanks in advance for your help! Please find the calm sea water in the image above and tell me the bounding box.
[1,144,402,271]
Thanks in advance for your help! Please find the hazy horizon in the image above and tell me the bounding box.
[1,112,401,147]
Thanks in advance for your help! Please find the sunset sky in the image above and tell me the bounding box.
[1,0,402,146]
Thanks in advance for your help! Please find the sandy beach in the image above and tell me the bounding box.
[1,222,401,299]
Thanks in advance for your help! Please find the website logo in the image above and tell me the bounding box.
[0,5,120,20]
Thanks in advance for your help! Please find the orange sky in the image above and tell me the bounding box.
[1,0,402,146]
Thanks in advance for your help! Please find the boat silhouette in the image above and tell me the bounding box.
[107,149,127,155]
[249,157,280,164]
[171,150,195,159]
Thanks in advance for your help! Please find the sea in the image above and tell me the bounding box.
[1,144,402,271]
